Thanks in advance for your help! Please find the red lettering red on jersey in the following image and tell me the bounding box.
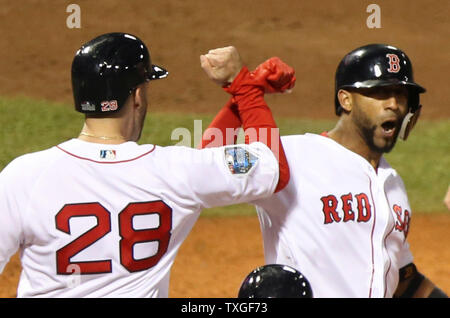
[321,192,372,224]
[355,193,372,222]
[393,204,410,239]
[341,193,355,222]
[386,54,401,73]
[321,195,341,224]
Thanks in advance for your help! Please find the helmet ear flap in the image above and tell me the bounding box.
[399,88,422,141]
[399,105,421,141]
[408,90,421,113]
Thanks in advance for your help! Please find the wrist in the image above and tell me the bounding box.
[223,66,263,96]
[222,66,248,89]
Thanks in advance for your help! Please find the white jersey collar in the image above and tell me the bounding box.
[56,138,156,164]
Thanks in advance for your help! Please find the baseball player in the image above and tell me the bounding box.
[0,32,294,297]
[202,44,448,298]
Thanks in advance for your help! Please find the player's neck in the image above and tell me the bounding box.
[328,124,381,171]
[78,120,130,144]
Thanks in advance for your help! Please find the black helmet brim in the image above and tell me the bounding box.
[149,64,169,80]
[339,79,426,93]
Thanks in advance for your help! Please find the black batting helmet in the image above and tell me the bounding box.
[334,44,426,115]
[72,32,168,114]
[238,264,313,298]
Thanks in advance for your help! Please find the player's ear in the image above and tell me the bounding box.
[337,89,353,113]
[132,83,148,110]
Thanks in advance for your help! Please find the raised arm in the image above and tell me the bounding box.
[199,47,294,192]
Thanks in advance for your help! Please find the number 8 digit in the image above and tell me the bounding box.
[119,201,172,272]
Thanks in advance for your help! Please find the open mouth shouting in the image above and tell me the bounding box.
[380,119,398,138]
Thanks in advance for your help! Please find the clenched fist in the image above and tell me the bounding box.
[250,57,296,94]
[200,46,243,86]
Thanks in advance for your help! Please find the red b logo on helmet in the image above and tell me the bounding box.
[386,53,401,73]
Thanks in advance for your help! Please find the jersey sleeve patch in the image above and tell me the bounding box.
[224,146,258,175]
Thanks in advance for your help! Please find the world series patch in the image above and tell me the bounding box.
[224,146,258,175]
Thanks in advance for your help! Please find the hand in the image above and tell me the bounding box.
[250,57,296,93]
[200,46,243,86]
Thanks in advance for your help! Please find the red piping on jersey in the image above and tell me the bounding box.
[383,225,395,297]
[367,177,377,298]
[324,130,384,296]
[56,145,156,164]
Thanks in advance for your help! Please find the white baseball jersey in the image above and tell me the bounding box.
[254,133,413,298]
[0,138,278,297]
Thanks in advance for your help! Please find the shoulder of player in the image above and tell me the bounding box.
[279,133,333,153]
[156,142,272,155]
[379,156,403,181]
[153,142,277,169]
[0,146,60,181]
[3,145,60,168]
[280,133,326,143]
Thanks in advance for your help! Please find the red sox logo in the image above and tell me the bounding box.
[393,204,410,239]
[386,53,401,73]
[320,194,411,238]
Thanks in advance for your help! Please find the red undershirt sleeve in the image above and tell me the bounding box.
[200,66,290,193]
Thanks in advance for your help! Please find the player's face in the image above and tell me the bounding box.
[350,85,409,154]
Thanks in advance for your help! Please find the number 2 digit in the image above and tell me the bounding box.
[55,203,112,274]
